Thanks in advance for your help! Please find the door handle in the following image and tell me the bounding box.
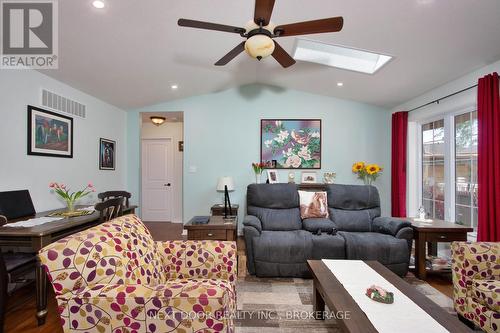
[164,183,171,187]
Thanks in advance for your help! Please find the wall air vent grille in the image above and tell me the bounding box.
[41,89,86,118]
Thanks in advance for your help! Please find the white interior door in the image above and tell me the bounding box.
[141,139,173,221]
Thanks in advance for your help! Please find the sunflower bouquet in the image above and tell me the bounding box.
[352,162,383,185]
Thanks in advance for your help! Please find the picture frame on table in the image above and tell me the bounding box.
[27,105,73,158]
[301,171,317,184]
[99,138,116,170]
[267,170,279,184]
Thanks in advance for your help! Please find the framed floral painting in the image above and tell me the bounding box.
[261,119,321,169]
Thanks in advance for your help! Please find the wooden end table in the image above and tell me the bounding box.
[185,216,237,241]
[410,219,473,280]
[210,204,239,217]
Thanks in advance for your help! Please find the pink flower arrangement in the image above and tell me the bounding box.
[49,182,96,212]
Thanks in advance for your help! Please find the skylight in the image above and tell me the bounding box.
[292,39,393,74]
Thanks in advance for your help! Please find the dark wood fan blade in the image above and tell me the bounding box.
[254,0,275,26]
[178,19,245,34]
[274,17,344,37]
[215,42,246,66]
[272,41,296,68]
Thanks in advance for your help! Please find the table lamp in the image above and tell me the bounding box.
[217,177,234,219]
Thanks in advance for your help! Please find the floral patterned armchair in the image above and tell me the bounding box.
[38,214,237,333]
[451,241,500,333]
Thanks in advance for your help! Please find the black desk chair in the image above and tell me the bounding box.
[97,191,131,208]
[0,215,37,333]
[95,197,124,223]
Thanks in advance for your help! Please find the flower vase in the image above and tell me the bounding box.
[255,173,261,184]
[66,200,75,213]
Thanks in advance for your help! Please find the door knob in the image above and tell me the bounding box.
[164,183,171,187]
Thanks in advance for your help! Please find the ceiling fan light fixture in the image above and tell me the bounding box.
[150,116,166,126]
[245,35,275,60]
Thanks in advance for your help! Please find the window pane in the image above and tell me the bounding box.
[422,119,445,220]
[454,111,478,230]
[435,200,445,220]
[456,205,471,226]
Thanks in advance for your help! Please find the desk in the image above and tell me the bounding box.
[0,205,137,325]
[410,218,472,280]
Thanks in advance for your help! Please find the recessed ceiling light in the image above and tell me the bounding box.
[171,84,178,90]
[293,39,393,74]
[92,1,105,9]
[337,82,344,87]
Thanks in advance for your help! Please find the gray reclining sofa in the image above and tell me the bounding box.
[243,183,413,277]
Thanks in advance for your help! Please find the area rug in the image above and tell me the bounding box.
[235,274,455,333]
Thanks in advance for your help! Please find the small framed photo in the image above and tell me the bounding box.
[267,170,279,184]
[301,171,317,184]
[27,105,73,158]
[99,138,116,170]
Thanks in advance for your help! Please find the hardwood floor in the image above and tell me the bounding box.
[3,221,454,332]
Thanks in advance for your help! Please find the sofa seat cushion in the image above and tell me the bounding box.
[253,230,312,263]
[311,234,345,260]
[247,206,302,231]
[471,279,500,313]
[339,232,409,265]
[303,218,337,233]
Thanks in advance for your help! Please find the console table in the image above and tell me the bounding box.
[0,205,137,325]
[410,219,473,280]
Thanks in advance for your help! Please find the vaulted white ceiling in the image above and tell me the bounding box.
[40,0,500,110]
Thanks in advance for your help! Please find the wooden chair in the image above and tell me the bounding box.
[0,215,36,333]
[97,191,131,208]
[94,198,124,222]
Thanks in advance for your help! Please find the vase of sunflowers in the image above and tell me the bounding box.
[352,162,383,185]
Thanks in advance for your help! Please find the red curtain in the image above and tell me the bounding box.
[477,72,500,242]
[391,111,408,217]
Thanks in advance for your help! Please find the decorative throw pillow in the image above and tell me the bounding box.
[298,190,329,219]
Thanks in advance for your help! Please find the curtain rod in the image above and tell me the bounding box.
[408,83,478,112]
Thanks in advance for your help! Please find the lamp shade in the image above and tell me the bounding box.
[245,35,275,60]
[217,177,235,192]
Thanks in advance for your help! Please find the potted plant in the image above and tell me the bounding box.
[252,162,265,184]
[49,182,95,212]
[352,162,383,185]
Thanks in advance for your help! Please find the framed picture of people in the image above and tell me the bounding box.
[27,105,73,158]
[99,138,116,170]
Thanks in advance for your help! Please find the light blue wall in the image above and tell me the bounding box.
[127,84,391,227]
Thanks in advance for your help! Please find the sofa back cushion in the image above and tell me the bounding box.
[247,183,299,209]
[326,184,381,232]
[39,215,165,296]
[247,184,302,231]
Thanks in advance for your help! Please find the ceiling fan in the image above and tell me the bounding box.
[178,0,344,68]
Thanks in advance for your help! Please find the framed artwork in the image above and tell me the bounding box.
[267,170,279,184]
[99,138,116,170]
[261,119,321,169]
[301,171,318,184]
[27,105,73,158]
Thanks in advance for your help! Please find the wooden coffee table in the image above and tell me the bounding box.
[410,219,473,280]
[308,260,471,333]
